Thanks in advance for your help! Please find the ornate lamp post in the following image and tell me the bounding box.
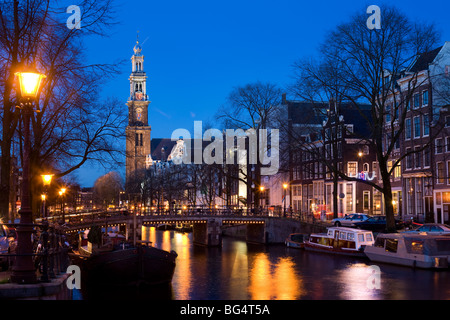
[41,174,53,218]
[259,186,265,212]
[283,183,288,218]
[11,67,46,284]
[59,187,67,223]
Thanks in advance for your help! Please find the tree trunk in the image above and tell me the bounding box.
[333,174,339,219]
[380,171,396,233]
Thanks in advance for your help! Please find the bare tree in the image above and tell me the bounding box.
[216,81,283,210]
[0,0,123,219]
[290,5,443,231]
[93,171,123,209]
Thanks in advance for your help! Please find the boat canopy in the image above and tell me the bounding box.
[404,237,450,255]
[378,234,450,255]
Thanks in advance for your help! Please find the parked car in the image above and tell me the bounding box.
[331,214,370,227]
[403,223,450,235]
[0,224,17,271]
[354,215,404,232]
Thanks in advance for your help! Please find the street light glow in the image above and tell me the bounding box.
[15,71,46,99]
[41,174,53,186]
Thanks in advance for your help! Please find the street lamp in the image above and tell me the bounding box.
[41,174,53,218]
[283,183,288,218]
[259,186,265,211]
[11,66,46,284]
[59,188,67,223]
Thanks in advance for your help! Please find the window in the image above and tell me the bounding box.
[347,162,358,177]
[423,114,429,136]
[415,146,422,168]
[447,137,450,153]
[422,90,429,106]
[363,191,370,211]
[375,237,385,248]
[405,118,411,140]
[394,130,400,150]
[385,239,398,253]
[385,105,391,123]
[346,125,354,134]
[394,163,402,179]
[358,234,365,242]
[373,162,378,180]
[346,184,353,212]
[416,179,423,215]
[424,146,431,168]
[363,163,370,172]
[436,138,443,154]
[437,162,444,184]
[436,192,442,206]
[414,94,420,109]
[406,148,412,169]
[447,161,450,185]
[446,116,450,127]
[414,116,421,138]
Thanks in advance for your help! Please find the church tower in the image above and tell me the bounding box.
[125,37,152,192]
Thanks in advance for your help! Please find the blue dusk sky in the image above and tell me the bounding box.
[74,0,450,187]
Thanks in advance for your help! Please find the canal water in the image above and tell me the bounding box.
[81,227,450,300]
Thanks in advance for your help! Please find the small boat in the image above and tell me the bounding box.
[304,227,375,257]
[364,233,450,269]
[157,223,174,231]
[285,233,308,249]
[175,223,192,233]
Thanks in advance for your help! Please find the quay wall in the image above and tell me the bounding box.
[222,220,328,244]
[0,274,72,300]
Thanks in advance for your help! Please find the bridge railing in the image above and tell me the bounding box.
[60,208,330,228]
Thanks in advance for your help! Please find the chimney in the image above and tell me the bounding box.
[282,93,287,105]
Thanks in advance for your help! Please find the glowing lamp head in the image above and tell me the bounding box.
[260,186,265,192]
[41,174,53,186]
[283,184,288,190]
[15,71,46,99]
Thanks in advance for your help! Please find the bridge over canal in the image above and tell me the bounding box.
[65,214,328,247]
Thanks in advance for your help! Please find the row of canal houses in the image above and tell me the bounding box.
[263,42,450,225]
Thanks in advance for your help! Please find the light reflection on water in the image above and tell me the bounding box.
[142,227,305,300]
[84,227,450,300]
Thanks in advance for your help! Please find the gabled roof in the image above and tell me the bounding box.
[339,103,373,138]
[408,46,443,73]
[286,101,328,125]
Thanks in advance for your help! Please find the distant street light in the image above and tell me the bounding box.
[11,66,46,284]
[283,183,288,218]
[59,188,67,223]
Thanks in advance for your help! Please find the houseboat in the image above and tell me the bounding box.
[364,233,450,269]
[285,233,308,249]
[69,230,178,286]
[304,227,375,257]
